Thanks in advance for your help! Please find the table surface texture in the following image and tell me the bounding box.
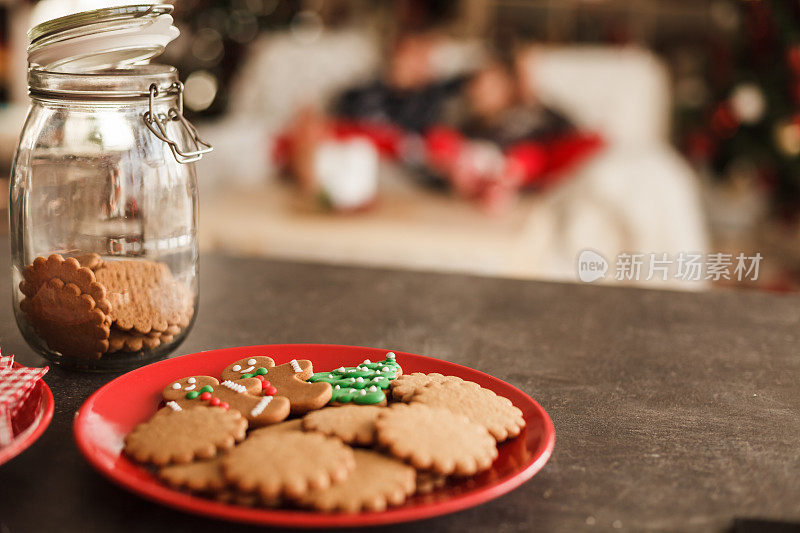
[0,247,798,532]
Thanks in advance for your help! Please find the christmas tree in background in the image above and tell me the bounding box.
[682,0,800,217]
[165,0,302,117]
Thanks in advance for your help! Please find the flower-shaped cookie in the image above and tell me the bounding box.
[20,277,111,359]
[125,405,247,465]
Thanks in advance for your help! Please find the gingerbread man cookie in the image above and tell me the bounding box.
[221,356,331,415]
[163,376,290,427]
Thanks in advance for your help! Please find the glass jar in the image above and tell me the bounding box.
[9,6,211,371]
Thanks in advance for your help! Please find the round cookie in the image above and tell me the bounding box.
[221,430,355,500]
[20,254,110,311]
[95,260,192,334]
[302,405,384,445]
[410,380,525,442]
[390,373,464,402]
[74,252,104,271]
[415,471,448,495]
[20,277,111,359]
[248,418,304,438]
[164,324,182,336]
[159,455,228,492]
[125,405,247,465]
[375,403,497,476]
[295,449,416,513]
[214,490,281,508]
[108,327,162,353]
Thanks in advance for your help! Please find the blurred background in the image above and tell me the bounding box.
[2,0,799,291]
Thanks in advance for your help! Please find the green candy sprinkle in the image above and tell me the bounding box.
[256,367,268,375]
[185,391,200,399]
[199,385,213,393]
[241,373,254,379]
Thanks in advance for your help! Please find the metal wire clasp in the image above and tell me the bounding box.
[143,82,213,164]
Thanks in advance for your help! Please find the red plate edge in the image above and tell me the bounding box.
[0,365,55,466]
[73,344,555,528]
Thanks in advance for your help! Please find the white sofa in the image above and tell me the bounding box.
[198,32,708,289]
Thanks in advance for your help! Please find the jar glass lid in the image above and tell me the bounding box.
[27,4,179,72]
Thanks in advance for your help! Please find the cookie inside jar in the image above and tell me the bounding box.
[18,253,195,368]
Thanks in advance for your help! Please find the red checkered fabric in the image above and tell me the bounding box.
[0,355,13,369]
[0,366,48,418]
[0,405,12,446]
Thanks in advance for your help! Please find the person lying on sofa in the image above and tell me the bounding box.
[274,34,602,213]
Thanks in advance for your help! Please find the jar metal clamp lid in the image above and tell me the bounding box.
[26,4,212,164]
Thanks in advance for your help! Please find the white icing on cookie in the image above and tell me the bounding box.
[290,359,302,373]
[184,384,196,391]
[188,377,197,384]
[171,382,181,390]
[165,401,182,411]
[232,364,242,372]
[250,396,273,417]
[240,366,255,373]
[247,358,257,365]
[221,380,247,394]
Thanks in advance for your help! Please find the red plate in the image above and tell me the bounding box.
[73,345,554,528]
[0,363,55,466]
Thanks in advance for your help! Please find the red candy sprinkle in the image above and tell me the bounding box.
[264,386,277,395]
[255,375,266,383]
[220,401,229,410]
[209,397,221,406]
[199,392,212,401]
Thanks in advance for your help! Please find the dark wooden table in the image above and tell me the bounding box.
[0,250,799,532]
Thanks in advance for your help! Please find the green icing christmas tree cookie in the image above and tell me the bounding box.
[309,352,401,406]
